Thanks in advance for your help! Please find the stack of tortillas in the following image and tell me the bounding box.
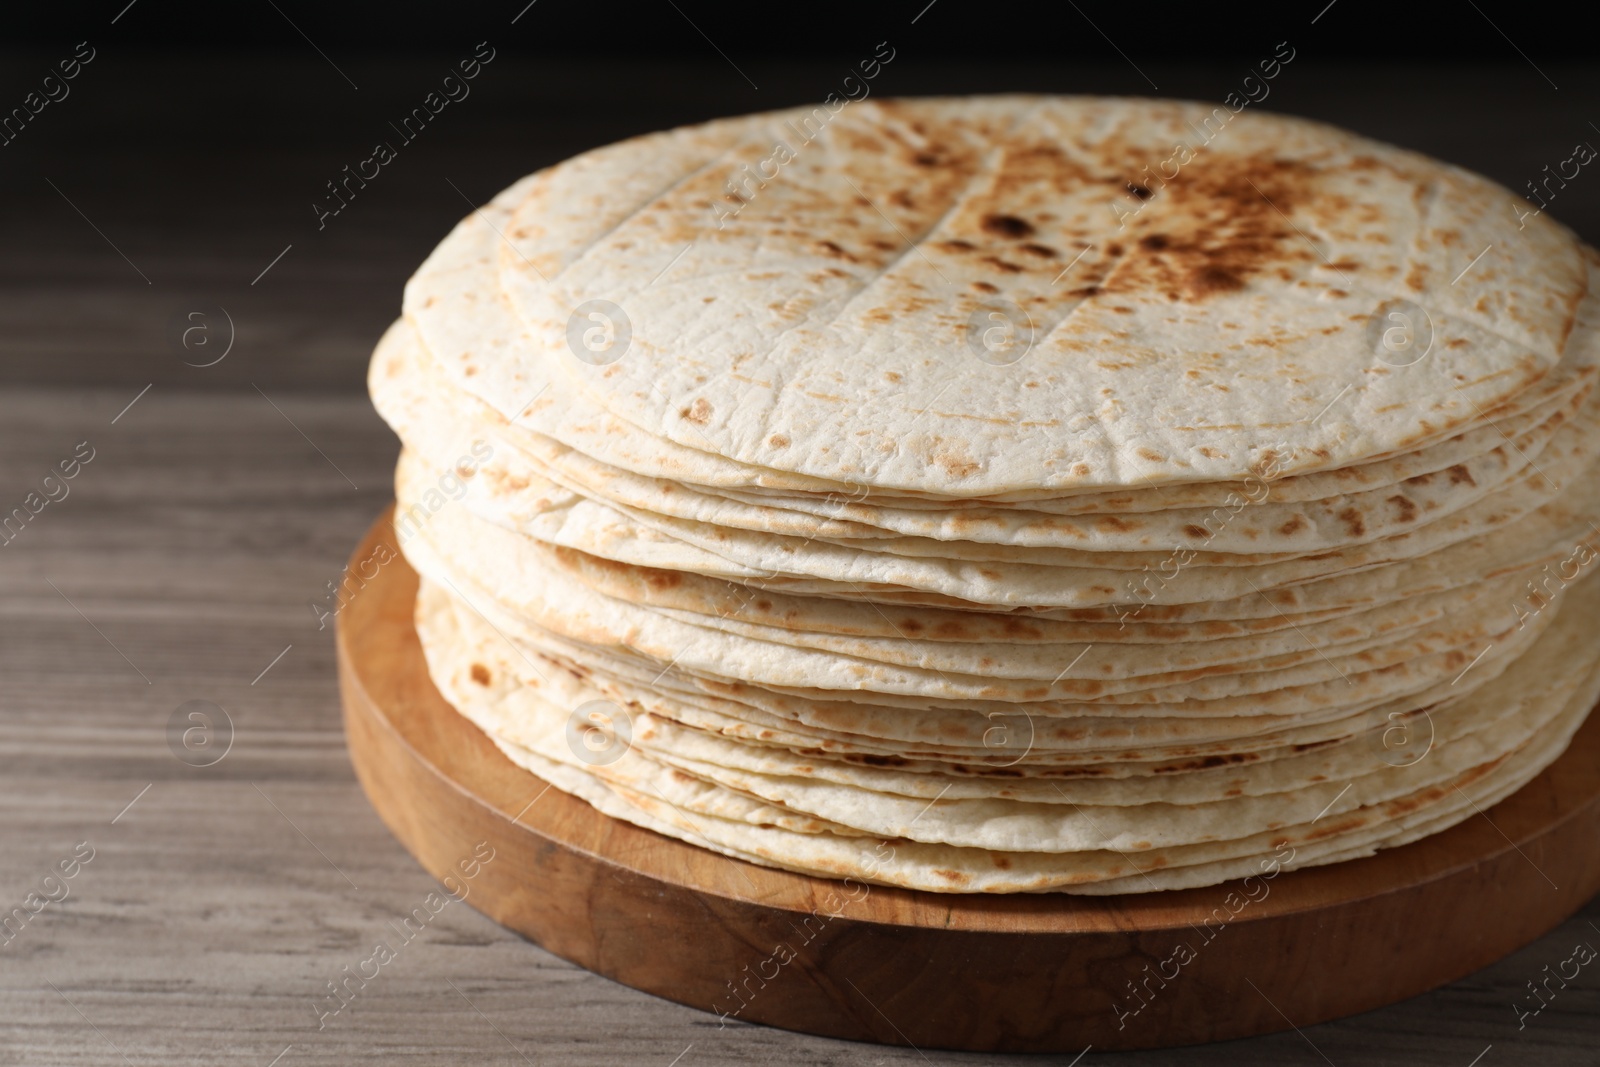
[369,96,1600,893]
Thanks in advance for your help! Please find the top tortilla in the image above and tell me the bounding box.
[404,95,1588,498]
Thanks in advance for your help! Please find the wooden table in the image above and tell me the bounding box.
[2,48,1598,1064]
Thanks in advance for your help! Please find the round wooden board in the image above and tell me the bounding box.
[338,509,1600,1053]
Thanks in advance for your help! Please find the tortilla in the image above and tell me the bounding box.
[371,95,1600,893]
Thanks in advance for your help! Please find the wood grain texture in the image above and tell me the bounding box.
[340,511,1600,1053]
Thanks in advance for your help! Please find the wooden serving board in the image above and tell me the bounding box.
[338,510,1600,1053]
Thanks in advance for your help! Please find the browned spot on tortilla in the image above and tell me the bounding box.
[1278,515,1307,536]
[1104,156,1320,302]
[1307,814,1369,841]
[1182,524,1210,538]
[972,281,999,293]
[1191,266,1246,295]
[1337,506,1366,537]
[767,433,790,448]
[681,398,713,425]
[981,213,1035,238]
[1021,242,1058,258]
[816,239,855,261]
[939,454,982,478]
[1153,751,1258,773]
[645,569,683,590]
[1447,463,1477,486]
[941,239,976,252]
[1389,494,1418,522]
[470,664,491,686]
[982,256,1025,273]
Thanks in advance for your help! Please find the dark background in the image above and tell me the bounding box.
[2,0,1596,392]
[9,0,1597,58]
